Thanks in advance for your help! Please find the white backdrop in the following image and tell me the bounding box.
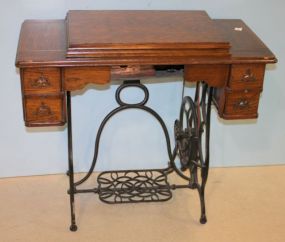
[0,0,284,178]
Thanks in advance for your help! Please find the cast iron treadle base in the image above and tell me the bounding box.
[97,169,172,204]
[66,81,213,230]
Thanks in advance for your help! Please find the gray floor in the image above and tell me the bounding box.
[0,166,284,242]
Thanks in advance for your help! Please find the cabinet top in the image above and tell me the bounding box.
[15,11,277,67]
[66,10,230,58]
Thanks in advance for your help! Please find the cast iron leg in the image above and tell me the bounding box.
[67,91,77,232]
[198,185,207,224]
[173,83,213,224]
[197,85,213,224]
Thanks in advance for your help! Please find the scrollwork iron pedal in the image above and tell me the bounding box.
[66,80,213,231]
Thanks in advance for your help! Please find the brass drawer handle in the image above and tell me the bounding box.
[241,69,256,82]
[31,76,51,88]
[33,102,53,117]
[234,99,249,110]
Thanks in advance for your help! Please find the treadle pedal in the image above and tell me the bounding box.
[97,169,172,204]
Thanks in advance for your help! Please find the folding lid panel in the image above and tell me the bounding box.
[66,10,230,59]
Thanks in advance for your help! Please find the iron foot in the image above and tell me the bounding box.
[70,224,78,232]
[200,214,207,224]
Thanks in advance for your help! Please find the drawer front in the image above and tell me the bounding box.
[22,68,61,93]
[184,64,229,88]
[223,89,261,119]
[228,64,265,90]
[24,95,65,126]
[64,67,111,91]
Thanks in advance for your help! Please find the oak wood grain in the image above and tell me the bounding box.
[22,68,61,94]
[223,88,261,119]
[184,64,229,88]
[23,94,66,126]
[66,10,230,58]
[228,64,265,90]
[15,19,276,67]
[16,20,66,66]
[214,19,276,62]
[64,67,110,91]
[14,12,277,126]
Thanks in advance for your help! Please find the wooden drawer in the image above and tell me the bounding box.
[223,88,261,119]
[64,67,111,91]
[23,94,66,126]
[22,68,61,94]
[228,64,265,90]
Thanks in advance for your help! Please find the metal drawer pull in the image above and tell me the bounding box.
[241,69,256,82]
[31,76,51,88]
[234,99,249,109]
[33,102,53,116]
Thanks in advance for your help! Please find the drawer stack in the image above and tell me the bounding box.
[20,68,66,127]
[214,64,265,119]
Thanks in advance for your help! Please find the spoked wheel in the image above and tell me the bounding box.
[174,96,200,184]
[173,81,213,224]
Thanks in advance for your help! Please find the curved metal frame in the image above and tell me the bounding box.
[66,80,213,231]
[74,80,172,187]
[171,81,213,224]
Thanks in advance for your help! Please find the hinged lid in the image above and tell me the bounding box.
[65,10,231,59]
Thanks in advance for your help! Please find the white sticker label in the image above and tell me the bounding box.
[234,27,243,31]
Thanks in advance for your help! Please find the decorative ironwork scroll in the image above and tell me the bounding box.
[98,170,172,203]
[66,80,213,231]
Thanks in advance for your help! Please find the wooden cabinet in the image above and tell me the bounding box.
[20,68,65,126]
[213,64,265,119]
[20,66,111,126]
[15,12,276,127]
